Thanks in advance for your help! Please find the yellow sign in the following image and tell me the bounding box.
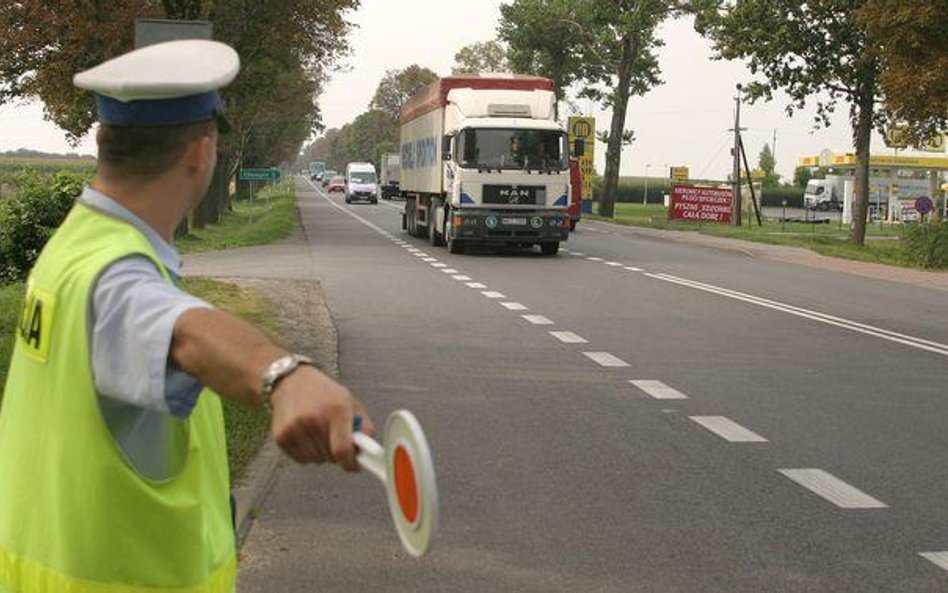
[16,284,55,363]
[568,116,596,199]
[919,133,946,153]
[885,125,910,149]
[798,156,819,167]
[669,166,689,181]
[801,153,948,169]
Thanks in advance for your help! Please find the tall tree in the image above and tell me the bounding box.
[757,143,778,188]
[857,0,948,141]
[576,0,674,218]
[452,40,510,75]
[694,0,883,245]
[369,65,439,121]
[497,0,586,110]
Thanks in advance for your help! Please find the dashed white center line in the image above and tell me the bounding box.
[522,315,554,325]
[689,416,768,442]
[571,252,586,256]
[452,275,472,281]
[441,268,459,274]
[778,469,887,509]
[466,282,487,289]
[605,261,623,267]
[582,352,630,367]
[482,291,506,299]
[422,257,438,262]
[586,257,604,262]
[413,252,427,257]
[624,266,643,272]
[431,263,447,268]
[501,302,528,311]
[549,331,588,344]
[919,552,948,572]
[630,380,688,400]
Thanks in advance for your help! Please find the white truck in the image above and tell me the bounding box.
[399,75,572,255]
[804,174,930,216]
[380,153,401,200]
[345,162,378,204]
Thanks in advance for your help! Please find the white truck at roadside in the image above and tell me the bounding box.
[399,75,572,255]
[804,174,930,217]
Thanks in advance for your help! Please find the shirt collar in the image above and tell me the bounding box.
[78,186,183,275]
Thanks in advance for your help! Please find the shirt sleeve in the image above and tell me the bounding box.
[91,256,213,418]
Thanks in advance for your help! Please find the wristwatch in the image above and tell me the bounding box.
[260,354,315,409]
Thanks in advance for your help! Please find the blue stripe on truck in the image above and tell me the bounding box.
[460,192,475,204]
[553,194,568,207]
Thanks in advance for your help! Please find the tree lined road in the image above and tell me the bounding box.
[235,178,948,591]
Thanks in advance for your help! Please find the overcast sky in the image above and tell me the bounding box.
[0,0,920,181]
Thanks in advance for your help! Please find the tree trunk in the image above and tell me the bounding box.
[598,34,637,219]
[849,90,874,246]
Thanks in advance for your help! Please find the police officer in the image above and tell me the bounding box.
[0,40,374,592]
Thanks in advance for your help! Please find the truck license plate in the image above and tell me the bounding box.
[502,217,527,226]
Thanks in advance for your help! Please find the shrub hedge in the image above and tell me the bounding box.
[901,221,948,269]
[593,178,804,208]
[0,171,89,284]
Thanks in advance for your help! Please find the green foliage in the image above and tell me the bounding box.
[369,65,439,121]
[0,282,24,404]
[0,171,88,283]
[793,166,813,188]
[452,40,509,75]
[901,221,948,269]
[757,143,779,187]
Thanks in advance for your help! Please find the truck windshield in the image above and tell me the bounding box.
[457,128,567,171]
[350,172,376,184]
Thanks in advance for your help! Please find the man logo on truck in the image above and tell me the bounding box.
[499,188,531,204]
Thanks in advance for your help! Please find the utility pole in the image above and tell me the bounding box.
[730,84,746,227]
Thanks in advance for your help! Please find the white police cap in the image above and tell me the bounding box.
[74,39,239,129]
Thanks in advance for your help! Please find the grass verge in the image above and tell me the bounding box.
[586,203,920,268]
[177,181,297,254]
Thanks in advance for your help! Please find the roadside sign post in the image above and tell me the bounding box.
[239,168,281,224]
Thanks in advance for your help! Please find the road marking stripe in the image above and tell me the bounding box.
[630,380,688,400]
[605,261,623,267]
[582,352,630,367]
[689,416,767,442]
[501,302,528,311]
[413,252,427,257]
[586,257,604,262]
[466,282,487,289]
[778,469,887,509]
[452,275,472,281]
[422,258,438,262]
[431,263,447,268]
[441,268,459,274]
[522,315,554,325]
[646,273,948,358]
[482,291,506,299]
[624,266,643,272]
[549,331,588,344]
[919,552,948,572]
[571,252,586,256]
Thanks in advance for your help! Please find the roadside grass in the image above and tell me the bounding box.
[584,203,916,268]
[0,283,24,400]
[177,181,297,254]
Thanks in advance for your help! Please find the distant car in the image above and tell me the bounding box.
[326,176,346,193]
[321,170,338,187]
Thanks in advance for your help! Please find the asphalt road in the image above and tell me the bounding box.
[233,178,948,592]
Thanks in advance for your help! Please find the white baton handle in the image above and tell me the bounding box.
[353,431,387,483]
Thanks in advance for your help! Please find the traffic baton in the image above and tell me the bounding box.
[353,411,438,557]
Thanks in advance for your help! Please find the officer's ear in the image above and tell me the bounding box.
[183,129,217,177]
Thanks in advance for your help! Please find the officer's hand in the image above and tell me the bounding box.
[268,366,375,471]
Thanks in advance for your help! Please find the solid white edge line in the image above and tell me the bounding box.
[629,380,688,400]
[778,468,887,509]
[689,416,768,442]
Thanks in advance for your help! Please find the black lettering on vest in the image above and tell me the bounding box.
[17,292,42,351]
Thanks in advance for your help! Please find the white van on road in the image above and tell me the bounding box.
[345,162,379,204]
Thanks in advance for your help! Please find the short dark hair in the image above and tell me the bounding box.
[96,119,217,181]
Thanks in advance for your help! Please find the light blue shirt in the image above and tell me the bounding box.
[80,187,212,480]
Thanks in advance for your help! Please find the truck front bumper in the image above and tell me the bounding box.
[449,209,570,243]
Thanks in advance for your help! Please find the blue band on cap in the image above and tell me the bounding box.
[95,91,224,126]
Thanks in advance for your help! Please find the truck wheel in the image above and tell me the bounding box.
[540,241,559,256]
[447,235,465,254]
[429,205,444,247]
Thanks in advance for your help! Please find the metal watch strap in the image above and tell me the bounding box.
[260,353,314,410]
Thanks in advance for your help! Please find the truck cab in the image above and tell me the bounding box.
[804,179,840,211]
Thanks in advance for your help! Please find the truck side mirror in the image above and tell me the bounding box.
[442,135,452,161]
[573,138,585,158]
